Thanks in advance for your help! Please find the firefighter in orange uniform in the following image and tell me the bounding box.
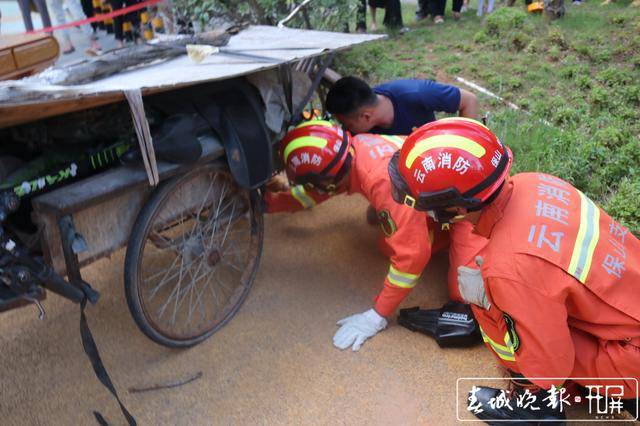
[390,118,640,422]
[265,120,488,351]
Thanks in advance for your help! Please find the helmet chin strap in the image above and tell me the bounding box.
[430,181,505,224]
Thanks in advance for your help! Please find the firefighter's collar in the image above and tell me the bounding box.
[475,178,514,239]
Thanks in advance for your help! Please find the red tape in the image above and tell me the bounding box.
[27,0,164,34]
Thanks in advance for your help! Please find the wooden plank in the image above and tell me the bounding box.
[0,27,384,129]
[13,38,59,68]
[0,92,125,129]
[0,33,52,51]
[34,186,150,275]
[33,135,223,214]
[31,136,224,275]
[0,50,16,76]
[0,35,59,82]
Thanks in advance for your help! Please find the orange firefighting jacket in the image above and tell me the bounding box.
[473,172,640,395]
[265,134,441,317]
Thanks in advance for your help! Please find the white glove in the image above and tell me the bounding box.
[457,256,490,310]
[333,308,388,351]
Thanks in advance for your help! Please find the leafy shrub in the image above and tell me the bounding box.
[571,42,591,57]
[506,77,523,90]
[575,75,592,89]
[335,43,407,82]
[604,178,640,236]
[596,67,633,87]
[528,87,546,99]
[171,0,359,32]
[484,8,529,35]
[610,14,627,26]
[590,86,611,109]
[593,125,627,148]
[475,8,533,51]
[592,48,613,64]
[551,106,579,126]
[547,27,568,50]
[559,64,579,79]
[473,31,490,44]
[524,40,540,54]
[548,46,562,61]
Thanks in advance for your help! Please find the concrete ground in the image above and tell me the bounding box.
[0,194,507,425]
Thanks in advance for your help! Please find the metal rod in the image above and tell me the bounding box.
[277,0,313,28]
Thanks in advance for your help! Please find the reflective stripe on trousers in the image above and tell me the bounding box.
[480,326,516,362]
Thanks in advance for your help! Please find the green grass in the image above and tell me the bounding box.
[339,1,640,235]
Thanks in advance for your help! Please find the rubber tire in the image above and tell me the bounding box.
[124,164,264,348]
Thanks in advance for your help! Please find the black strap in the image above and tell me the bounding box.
[318,130,349,178]
[80,299,137,426]
[278,64,293,122]
[290,52,336,125]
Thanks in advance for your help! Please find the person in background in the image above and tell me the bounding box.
[382,0,408,32]
[452,0,464,19]
[17,0,53,32]
[46,0,101,54]
[326,76,478,136]
[477,0,496,17]
[79,0,98,38]
[415,0,429,21]
[111,0,140,48]
[368,0,386,31]
[356,0,367,32]
[429,0,446,23]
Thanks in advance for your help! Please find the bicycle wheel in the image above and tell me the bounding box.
[124,163,263,347]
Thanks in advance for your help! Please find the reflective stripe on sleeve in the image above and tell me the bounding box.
[386,265,420,288]
[480,327,516,362]
[291,185,316,210]
[568,190,601,284]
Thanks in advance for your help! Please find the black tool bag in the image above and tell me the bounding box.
[398,301,482,348]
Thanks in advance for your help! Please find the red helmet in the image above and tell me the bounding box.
[388,117,512,222]
[280,120,352,191]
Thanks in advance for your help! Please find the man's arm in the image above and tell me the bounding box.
[333,185,432,351]
[458,88,478,120]
[264,185,332,213]
[373,206,431,316]
[418,81,478,120]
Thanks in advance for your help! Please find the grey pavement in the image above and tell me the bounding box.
[1,0,121,66]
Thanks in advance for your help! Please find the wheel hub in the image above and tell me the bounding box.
[207,247,222,267]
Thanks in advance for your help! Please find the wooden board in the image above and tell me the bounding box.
[31,135,224,275]
[0,26,383,129]
[0,34,59,81]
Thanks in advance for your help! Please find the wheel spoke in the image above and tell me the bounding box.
[130,167,262,345]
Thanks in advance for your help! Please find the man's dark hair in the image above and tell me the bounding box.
[326,76,378,116]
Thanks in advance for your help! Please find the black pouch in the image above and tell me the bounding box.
[398,301,482,348]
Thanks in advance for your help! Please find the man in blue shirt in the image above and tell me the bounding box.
[326,76,478,135]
